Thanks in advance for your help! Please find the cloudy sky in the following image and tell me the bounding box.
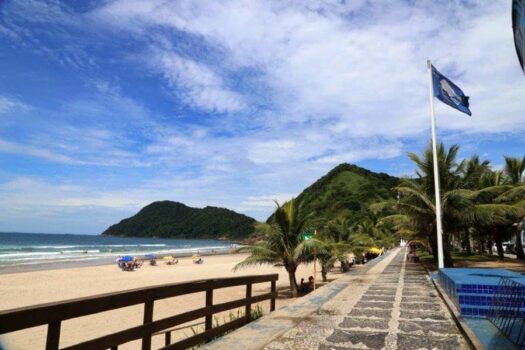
[0,0,524,234]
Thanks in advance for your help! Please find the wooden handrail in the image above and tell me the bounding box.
[0,274,278,350]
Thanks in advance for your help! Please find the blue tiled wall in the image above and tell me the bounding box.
[438,268,525,319]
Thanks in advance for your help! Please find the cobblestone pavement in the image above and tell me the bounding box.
[263,249,469,350]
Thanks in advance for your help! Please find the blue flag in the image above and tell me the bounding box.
[431,65,472,116]
[513,0,525,74]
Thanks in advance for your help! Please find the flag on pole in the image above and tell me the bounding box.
[431,65,472,116]
[513,0,525,74]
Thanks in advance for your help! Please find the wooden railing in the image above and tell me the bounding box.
[0,274,278,350]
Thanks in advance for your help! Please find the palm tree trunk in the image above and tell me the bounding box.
[429,236,438,261]
[516,228,525,260]
[493,231,504,260]
[286,265,298,297]
[486,238,493,255]
[321,263,329,282]
[478,237,485,254]
[443,234,454,267]
[464,227,472,255]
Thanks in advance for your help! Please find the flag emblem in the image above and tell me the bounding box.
[513,0,525,74]
[431,65,472,116]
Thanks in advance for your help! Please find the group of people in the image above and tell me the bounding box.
[166,255,179,265]
[117,257,143,271]
[406,242,419,262]
[116,251,211,271]
[192,254,204,264]
[299,276,315,293]
[117,254,182,271]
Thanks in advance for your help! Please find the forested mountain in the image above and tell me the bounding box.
[104,164,399,240]
[102,201,256,239]
[267,163,399,224]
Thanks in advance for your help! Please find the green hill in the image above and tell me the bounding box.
[102,201,256,239]
[268,163,399,224]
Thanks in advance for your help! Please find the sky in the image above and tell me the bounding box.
[0,0,524,234]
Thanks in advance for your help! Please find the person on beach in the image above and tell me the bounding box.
[167,255,178,265]
[306,276,314,292]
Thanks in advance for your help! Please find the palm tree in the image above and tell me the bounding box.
[461,186,523,259]
[503,156,525,185]
[479,169,505,188]
[234,199,308,297]
[482,156,525,260]
[395,142,467,267]
[457,155,491,254]
[459,155,491,190]
[309,219,374,280]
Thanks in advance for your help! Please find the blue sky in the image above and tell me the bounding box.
[0,0,524,234]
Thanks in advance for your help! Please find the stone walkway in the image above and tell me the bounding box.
[263,249,469,350]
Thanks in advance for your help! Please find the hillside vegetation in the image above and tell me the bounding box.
[102,201,256,239]
[268,163,399,224]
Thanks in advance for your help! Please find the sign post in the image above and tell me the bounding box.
[313,230,317,290]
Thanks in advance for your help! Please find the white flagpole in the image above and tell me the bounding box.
[427,59,445,269]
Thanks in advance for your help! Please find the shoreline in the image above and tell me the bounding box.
[0,249,238,275]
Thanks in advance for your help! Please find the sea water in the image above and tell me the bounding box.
[0,232,234,271]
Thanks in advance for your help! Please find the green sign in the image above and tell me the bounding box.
[301,232,313,241]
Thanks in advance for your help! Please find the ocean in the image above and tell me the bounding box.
[0,232,235,273]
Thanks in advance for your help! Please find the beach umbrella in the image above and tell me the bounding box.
[162,256,172,260]
[145,254,156,259]
[120,255,134,262]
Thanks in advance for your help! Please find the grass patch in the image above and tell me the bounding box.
[415,248,525,273]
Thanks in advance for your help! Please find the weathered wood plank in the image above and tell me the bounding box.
[142,300,154,350]
[270,280,277,311]
[205,289,213,332]
[60,292,276,350]
[245,284,252,322]
[45,321,60,350]
[0,274,278,334]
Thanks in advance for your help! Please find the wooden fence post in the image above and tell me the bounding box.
[245,283,252,323]
[205,289,213,332]
[45,321,61,350]
[270,280,276,312]
[142,300,154,350]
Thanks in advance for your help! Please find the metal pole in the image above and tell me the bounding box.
[427,59,445,269]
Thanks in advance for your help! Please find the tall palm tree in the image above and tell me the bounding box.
[313,216,374,274]
[461,186,523,259]
[479,169,505,188]
[503,156,525,185]
[459,155,491,190]
[481,156,525,260]
[396,142,467,267]
[457,155,491,254]
[234,199,308,297]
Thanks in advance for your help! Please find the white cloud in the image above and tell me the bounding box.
[0,139,83,165]
[154,51,245,113]
[239,193,296,213]
[0,96,27,114]
[96,0,525,138]
[2,0,524,232]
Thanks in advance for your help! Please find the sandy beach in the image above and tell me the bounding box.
[0,252,347,349]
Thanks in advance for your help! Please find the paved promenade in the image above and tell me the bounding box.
[205,248,469,350]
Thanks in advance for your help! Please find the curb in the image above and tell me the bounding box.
[201,248,399,350]
[420,263,482,350]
